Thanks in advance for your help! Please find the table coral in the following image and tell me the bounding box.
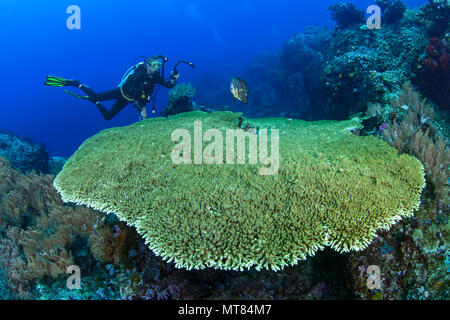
[54,111,425,271]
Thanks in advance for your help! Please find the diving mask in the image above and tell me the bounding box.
[149,60,162,70]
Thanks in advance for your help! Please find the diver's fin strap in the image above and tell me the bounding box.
[64,90,89,100]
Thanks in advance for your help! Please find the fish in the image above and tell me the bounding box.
[230,77,249,104]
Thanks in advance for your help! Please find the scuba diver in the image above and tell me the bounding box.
[44,55,194,120]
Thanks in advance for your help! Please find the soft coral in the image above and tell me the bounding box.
[414,36,450,109]
[423,37,448,73]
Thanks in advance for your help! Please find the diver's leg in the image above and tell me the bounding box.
[79,86,122,102]
[95,97,129,121]
[76,86,129,120]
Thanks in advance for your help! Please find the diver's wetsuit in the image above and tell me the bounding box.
[80,63,178,120]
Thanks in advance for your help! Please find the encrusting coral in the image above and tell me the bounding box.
[54,111,425,271]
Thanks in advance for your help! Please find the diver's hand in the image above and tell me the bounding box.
[171,70,179,81]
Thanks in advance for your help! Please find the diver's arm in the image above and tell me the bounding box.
[158,70,179,88]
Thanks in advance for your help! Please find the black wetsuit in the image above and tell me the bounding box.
[80,63,178,120]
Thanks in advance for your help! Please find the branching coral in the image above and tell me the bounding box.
[54,111,425,271]
[328,2,365,30]
[382,82,449,202]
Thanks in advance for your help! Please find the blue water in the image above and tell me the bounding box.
[0,0,427,157]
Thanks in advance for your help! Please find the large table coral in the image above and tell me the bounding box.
[54,111,425,271]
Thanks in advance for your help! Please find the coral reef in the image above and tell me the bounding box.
[413,36,450,108]
[88,221,139,266]
[239,26,331,120]
[0,132,49,173]
[349,82,449,300]
[418,0,450,37]
[195,13,434,121]
[424,37,449,73]
[111,244,353,300]
[238,52,285,117]
[0,157,111,298]
[323,20,428,119]
[349,198,449,299]
[193,2,444,123]
[277,27,330,119]
[376,0,407,24]
[0,131,67,175]
[328,2,365,30]
[381,82,448,203]
[160,82,196,117]
[209,2,428,121]
[54,111,424,271]
[401,8,423,26]
[0,153,355,300]
[1,1,448,301]
[193,26,331,120]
